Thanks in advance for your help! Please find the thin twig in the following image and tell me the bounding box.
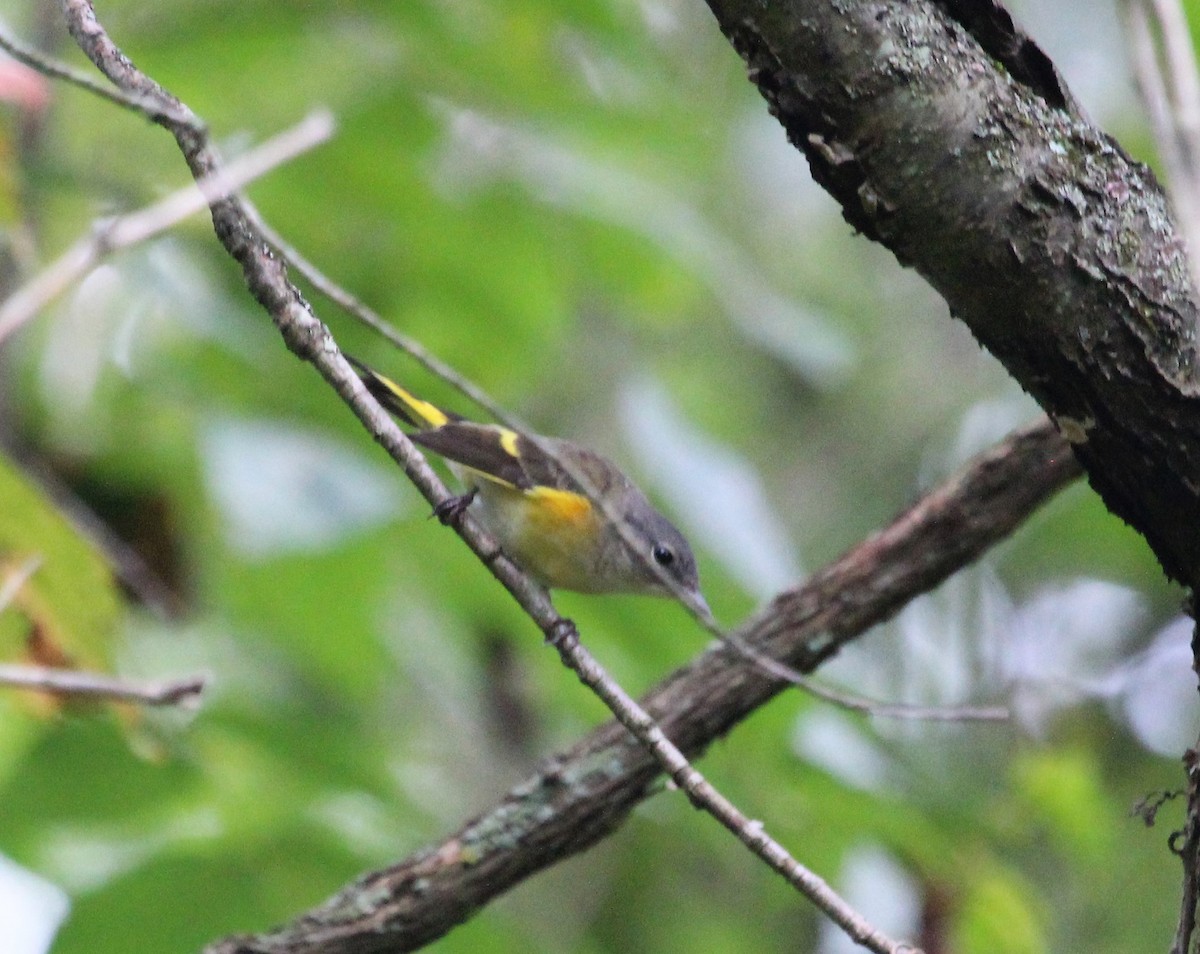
[0,554,43,612]
[795,676,1009,722]
[0,663,206,706]
[546,627,907,953]
[0,22,190,122]
[267,215,974,721]
[1172,743,1200,954]
[1132,787,1182,827]
[246,210,523,429]
[1171,620,1200,954]
[52,4,916,950]
[1123,0,1200,294]
[0,555,203,707]
[246,207,927,715]
[1150,0,1200,161]
[0,108,335,345]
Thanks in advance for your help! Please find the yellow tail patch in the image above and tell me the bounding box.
[374,374,450,428]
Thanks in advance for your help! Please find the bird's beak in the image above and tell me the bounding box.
[686,589,714,624]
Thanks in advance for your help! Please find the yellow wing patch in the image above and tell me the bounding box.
[499,428,522,459]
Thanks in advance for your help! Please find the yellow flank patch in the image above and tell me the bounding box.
[526,486,594,528]
[478,482,600,590]
[498,428,521,459]
[379,376,448,427]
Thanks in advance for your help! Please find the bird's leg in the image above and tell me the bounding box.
[432,488,478,526]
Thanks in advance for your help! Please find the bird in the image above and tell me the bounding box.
[347,354,708,615]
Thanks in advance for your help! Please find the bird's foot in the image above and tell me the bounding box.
[432,488,478,526]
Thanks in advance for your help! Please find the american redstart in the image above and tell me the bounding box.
[348,356,708,614]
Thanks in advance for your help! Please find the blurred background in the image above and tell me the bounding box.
[0,0,1192,952]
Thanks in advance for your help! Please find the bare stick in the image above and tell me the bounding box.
[247,211,524,429]
[0,554,43,612]
[794,676,1008,722]
[53,4,918,950]
[546,627,908,953]
[1123,0,1200,292]
[0,556,203,707]
[1171,734,1200,952]
[1169,618,1200,954]
[0,23,189,122]
[0,663,206,706]
[1150,0,1200,162]
[0,108,334,345]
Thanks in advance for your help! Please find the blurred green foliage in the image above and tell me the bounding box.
[0,459,120,672]
[0,0,1190,952]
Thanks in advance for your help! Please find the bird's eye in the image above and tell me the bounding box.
[652,544,675,567]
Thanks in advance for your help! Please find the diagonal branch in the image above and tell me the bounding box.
[0,21,189,122]
[0,108,333,344]
[51,2,948,950]
[205,419,1079,954]
[1122,0,1200,287]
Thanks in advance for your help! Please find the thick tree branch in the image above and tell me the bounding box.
[704,0,1200,586]
[206,420,1079,954]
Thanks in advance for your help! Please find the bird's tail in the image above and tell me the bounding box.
[344,354,456,429]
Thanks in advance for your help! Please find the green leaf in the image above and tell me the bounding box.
[0,455,121,673]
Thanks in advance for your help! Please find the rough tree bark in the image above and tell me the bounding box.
[707,0,1200,585]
